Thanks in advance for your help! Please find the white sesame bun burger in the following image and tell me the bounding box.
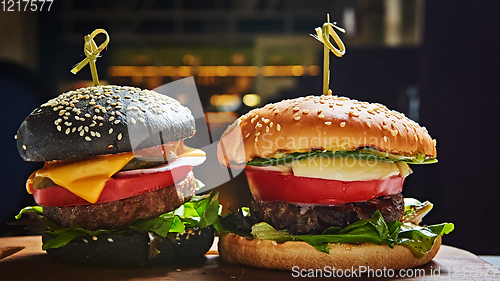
[216,94,453,271]
[15,85,220,267]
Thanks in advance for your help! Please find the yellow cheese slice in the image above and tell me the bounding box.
[27,142,206,204]
[33,152,135,203]
[292,157,412,181]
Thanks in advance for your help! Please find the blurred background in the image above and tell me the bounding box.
[1,0,499,256]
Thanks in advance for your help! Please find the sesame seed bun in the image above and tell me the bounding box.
[218,95,436,166]
[218,232,441,271]
[16,85,195,162]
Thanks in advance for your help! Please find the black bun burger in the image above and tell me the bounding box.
[15,85,219,267]
[216,94,453,271]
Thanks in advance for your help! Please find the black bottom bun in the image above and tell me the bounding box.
[43,227,214,267]
[218,232,441,271]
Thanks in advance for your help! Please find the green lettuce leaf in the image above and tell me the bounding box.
[250,210,398,253]
[15,190,221,250]
[246,150,436,166]
[15,206,43,219]
[397,222,454,257]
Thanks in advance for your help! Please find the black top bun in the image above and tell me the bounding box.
[16,85,195,162]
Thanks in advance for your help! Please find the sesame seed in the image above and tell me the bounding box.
[383,136,388,142]
[84,126,89,132]
[57,125,62,131]
[266,126,269,132]
[107,145,113,149]
[318,109,323,113]
[245,133,250,138]
[83,239,88,243]
[254,136,258,142]
[276,124,281,131]
[302,109,309,114]
[96,132,101,138]
[294,116,300,120]
[109,116,115,122]
[392,130,398,136]
[107,238,114,243]
[22,145,27,150]
[139,117,145,123]
[271,241,278,246]
[85,136,91,141]
[117,133,123,140]
[14,135,17,140]
[325,121,332,125]
[114,120,121,124]
[92,236,98,241]
[109,128,113,134]
[293,107,300,111]
[318,114,325,119]
[269,122,273,128]
[366,122,371,128]
[340,122,346,127]
[80,130,85,136]
[65,128,70,134]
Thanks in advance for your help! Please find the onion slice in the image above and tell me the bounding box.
[114,156,206,177]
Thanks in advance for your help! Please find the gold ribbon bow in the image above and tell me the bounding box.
[70,29,110,86]
[311,14,346,95]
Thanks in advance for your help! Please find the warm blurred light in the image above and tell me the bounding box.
[176,93,190,105]
[210,94,241,108]
[183,54,195,65]
[178,66,191,76]
[216,66,229,76]
[108,65,321,77]
[291,65,304,76]
[243,94,261,107]
[309,65,321,76]
[231,53,246,65]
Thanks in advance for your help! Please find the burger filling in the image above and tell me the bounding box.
[216,150,452,258]
[26,140,206,204]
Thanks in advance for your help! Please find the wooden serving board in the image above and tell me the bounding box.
[0,236,498,280]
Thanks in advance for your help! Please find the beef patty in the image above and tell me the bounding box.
[43,171,196,230]
[253,193,404,235]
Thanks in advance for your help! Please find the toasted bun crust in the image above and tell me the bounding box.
[17,85,195,162]
[218,95,436,166]
[218,233,441,271]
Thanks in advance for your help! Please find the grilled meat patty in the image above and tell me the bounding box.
[43,171,196,230]
[253,193,404,235]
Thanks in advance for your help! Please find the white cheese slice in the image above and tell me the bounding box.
[291,157,411,181]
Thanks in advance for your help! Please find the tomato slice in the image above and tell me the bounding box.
[33,165,193,207]
[245,168,404,205]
